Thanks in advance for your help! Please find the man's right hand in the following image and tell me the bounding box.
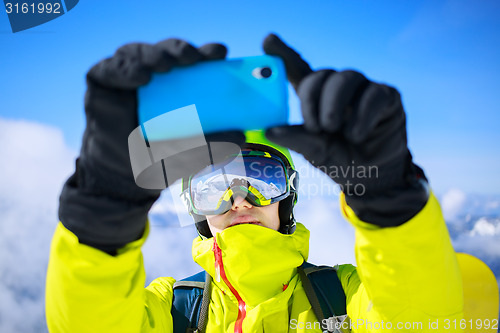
[60,39,244,254]
[83,39,235,199]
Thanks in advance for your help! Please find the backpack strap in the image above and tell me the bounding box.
[172,263,348,332]
[171,271,211,333]
[197,273,212,332]
[298,262,351,333]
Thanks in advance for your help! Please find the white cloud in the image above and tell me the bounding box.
[291,153,356,266]
[441,188,467,221]
[469,218,500,237]
[0,117,76,332]
[144,190,203,284]
[453,227,500,272]
[142,224,200,284]
[451,216,500,286]
[0,118,76,203]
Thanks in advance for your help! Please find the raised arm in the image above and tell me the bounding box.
[45,39,244,332]
[263,34,463,331]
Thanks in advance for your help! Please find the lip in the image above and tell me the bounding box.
[229,215,261,227]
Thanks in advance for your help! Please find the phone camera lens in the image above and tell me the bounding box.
[252,67,273,79]
[260,67,272,78]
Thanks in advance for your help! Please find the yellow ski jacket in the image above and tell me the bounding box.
[46,193,464,332]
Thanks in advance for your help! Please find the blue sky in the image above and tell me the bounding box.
[1,0,500,194]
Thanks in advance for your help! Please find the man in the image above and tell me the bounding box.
[45,34,464,332]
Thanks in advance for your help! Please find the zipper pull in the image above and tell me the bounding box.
[212,239,222,283]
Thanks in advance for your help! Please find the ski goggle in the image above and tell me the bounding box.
[182,150,297,216]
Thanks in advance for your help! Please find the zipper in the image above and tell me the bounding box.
[213,238,247,333]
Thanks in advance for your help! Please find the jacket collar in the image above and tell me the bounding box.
[192,223,310,307]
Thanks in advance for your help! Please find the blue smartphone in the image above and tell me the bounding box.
[137,55,288,141]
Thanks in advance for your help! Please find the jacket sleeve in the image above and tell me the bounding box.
[336,191,464,332]
[45,222,175,333]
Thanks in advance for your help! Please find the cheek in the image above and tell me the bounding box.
[206,214,224,227]
[263,203,281,231]
[205,214,225,236]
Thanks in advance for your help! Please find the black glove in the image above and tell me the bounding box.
[60,39,245,254]
[263,34,428,227]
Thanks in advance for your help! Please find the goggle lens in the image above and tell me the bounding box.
[188,153,289,215]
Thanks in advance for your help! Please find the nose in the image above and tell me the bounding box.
[231,196,253,210]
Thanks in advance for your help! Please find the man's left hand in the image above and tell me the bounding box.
[263,33,428,227]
